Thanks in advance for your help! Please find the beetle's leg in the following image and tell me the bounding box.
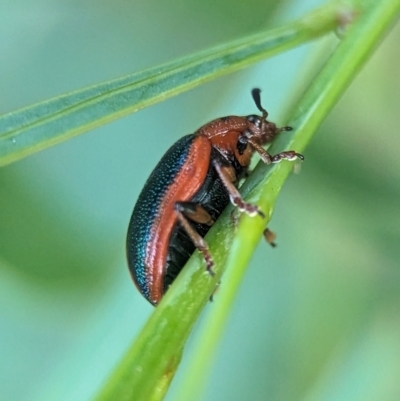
[247,138,304,164]
[213,160,265,218]
[175,202,214,226]
[174,206,215,275]
[263,228,277,247]
[278,125,293,133]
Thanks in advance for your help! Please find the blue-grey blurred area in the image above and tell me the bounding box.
[1,0,399,400]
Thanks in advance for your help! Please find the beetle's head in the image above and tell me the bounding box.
[244,88,292,145]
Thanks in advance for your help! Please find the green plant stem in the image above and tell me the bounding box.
[92,4,350,401]
[92,1,400,401]
[177,1,400,400]
[0,3,343,166]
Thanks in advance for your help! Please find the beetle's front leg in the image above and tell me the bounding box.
[247,137,304,164]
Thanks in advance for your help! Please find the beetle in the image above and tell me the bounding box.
[126,89,303,305]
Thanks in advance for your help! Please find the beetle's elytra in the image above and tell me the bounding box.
[127,89,303,305]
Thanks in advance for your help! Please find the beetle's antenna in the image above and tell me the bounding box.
[251,88,268,120]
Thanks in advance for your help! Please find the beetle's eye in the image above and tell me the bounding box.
[246,115,261,127]
[237,136,248,155]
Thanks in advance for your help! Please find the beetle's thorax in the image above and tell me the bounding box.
[195,115,281,168]
[195,116,248,138]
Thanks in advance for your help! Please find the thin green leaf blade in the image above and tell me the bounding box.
[0,3,341,166]
[92,4,356,401]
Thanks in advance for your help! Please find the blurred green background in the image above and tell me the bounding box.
[1,1,399,400]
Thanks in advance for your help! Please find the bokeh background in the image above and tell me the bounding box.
[1,0,399,400]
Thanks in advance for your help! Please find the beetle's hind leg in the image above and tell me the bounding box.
[174,202,215,275]
[213,160,265,218]
[175,202,214,226]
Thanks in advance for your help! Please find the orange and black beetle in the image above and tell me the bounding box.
[127,89,303,305]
